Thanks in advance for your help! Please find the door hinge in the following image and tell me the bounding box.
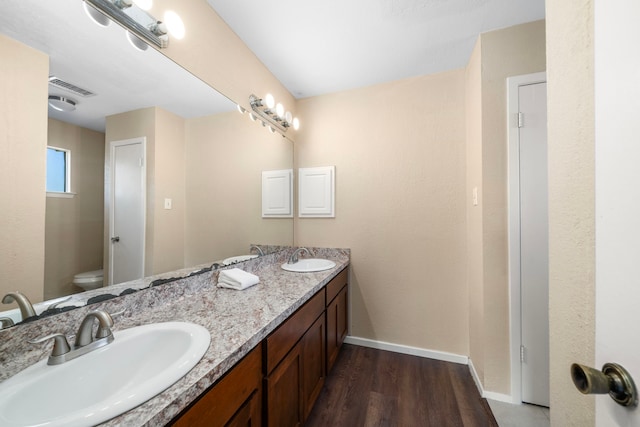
[517,112,524,128]
[520,345,526,363]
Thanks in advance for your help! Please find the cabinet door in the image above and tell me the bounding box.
[172,344,262,427]
[267,345,303,427]
[327,286,348,373]
[302,313,326,420]
[226,391,261,427]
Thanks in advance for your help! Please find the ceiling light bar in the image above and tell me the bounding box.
[84,0,168,48]
[249,94,293,135]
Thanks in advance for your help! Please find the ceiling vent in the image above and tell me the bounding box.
[48,76,96,97]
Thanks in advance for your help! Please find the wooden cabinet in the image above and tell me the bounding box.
[327,286,348,373]
[326,268,349,373]
[301,313,326,419]
[266,341,303,427]
[265,291,326,426]
[173,266,349,427]
[171,343,262,427]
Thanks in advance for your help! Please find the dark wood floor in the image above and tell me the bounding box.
[306,344,498,427]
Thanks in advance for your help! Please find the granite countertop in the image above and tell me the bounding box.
[0,247,350,426]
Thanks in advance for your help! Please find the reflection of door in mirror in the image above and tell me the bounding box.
[109,138,146,286]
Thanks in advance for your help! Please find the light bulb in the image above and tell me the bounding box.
[133,0,152,10]
[285,111,293,123]
[164,11,185,39]
[276,103,285,118]
[83,2,110,27]
[126,31,148,51]
[268,126,276,134]
[237,104,245,114]
[249,113,257,121]
[265,93,275,109]
[293,117,300,130]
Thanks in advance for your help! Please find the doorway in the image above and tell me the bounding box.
[507,72,549,406]
[108,137,146,285]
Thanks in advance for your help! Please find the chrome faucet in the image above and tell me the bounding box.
[250,244,265,256]
[288,247,311,264]
[29,310,115,365]
[2,291,36,321]
[75,310,114,347]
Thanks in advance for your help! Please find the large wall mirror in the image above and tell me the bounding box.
[0,0,293,327]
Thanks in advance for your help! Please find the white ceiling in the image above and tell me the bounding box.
[207,0,545,98]
[0,0,234,132]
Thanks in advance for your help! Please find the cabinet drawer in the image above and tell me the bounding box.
[266,290,325,374]
[325,268,348,304]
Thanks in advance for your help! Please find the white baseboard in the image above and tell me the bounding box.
[468,357,484,395]
[343,336,468,365]
[468,357,516,403]
[484,391,515,403]
[343,336,515,402]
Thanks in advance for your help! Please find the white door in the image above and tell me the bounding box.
[518,82,549,407]
[109,138,145,285]
[594,0,640,425]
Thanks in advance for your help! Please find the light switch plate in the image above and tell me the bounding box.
[164,198,172,210]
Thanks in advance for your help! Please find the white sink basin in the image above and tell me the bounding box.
[223,254,258,265]
[0,321,211,427]
[281,258,336,273]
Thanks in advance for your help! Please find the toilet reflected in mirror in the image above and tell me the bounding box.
[72,269,104,292]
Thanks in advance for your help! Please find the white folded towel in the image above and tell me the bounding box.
[217,268,260,290]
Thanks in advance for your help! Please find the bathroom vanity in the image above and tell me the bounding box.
[173,268,348,426]
[0,247,349,426]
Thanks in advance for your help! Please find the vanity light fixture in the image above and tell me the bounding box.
[113,0,133,8]
[148,21,168,37]
[83,0,182,49]
[247,94,300,136]
[48,95,77,112]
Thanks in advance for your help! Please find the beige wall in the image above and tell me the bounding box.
[295,71,468,355]
[152,109,186,274]
[474,21,547,394]
[184,111,294,265]
[465,38,485,384]
[546,0,595,424]
[0,35,48,304]
[44,119,104,299]
[294,20,545,395]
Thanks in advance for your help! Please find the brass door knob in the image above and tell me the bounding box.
[571,362,638,407]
